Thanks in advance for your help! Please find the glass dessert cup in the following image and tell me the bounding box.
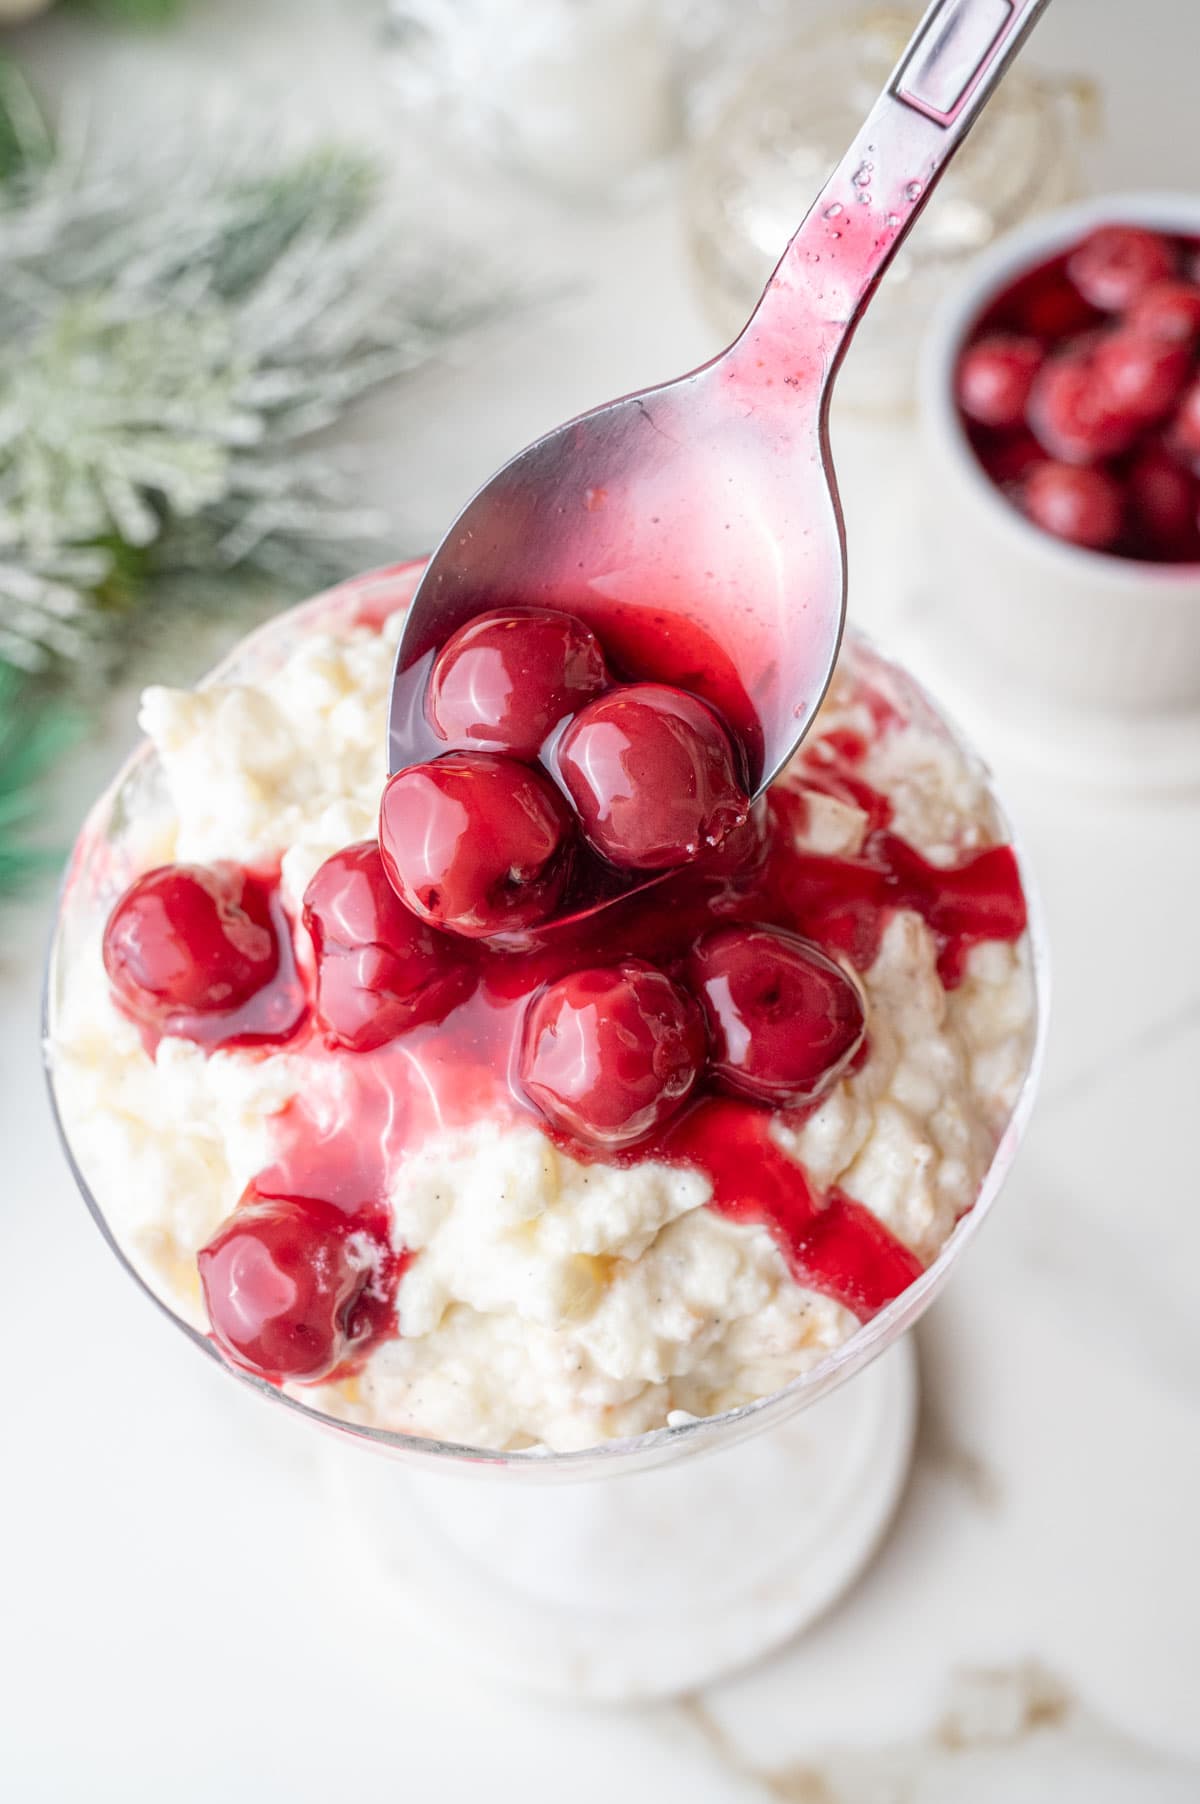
[44,562,1048,1700]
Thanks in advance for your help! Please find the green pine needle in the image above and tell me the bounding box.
[0,106,509,681]
[63,0,188,23]
[213,151,379,300]
[0,56,53,185]
[0,664,79,896]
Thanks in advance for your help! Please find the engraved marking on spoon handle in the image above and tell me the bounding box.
[892,0,1055,129]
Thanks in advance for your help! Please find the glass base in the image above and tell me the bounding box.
[320,1335,918,1701]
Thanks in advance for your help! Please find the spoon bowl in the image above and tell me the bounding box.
[388,342,846,797]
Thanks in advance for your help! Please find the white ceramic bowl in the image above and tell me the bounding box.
[919,191,1200,715]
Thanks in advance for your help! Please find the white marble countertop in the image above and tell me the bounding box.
[3,2,1200,1798]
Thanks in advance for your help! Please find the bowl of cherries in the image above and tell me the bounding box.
[920,194,1200,714]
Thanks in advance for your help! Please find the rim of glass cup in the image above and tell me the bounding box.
[43,560,1050,1483]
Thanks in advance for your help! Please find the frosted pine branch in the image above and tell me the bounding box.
[0,108,509,677]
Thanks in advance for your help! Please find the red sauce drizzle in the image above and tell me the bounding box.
[661,1100,923,1318]
[770,788,1026,988]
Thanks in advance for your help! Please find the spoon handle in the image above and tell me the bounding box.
[739,0,1055,379]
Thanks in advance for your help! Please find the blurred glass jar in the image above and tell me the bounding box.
[685,8,1097,415]
[382,0,681,204]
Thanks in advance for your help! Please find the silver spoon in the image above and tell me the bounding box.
[389,0,1052,898]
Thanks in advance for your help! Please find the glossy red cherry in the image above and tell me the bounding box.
[1171,378,1200,460]
[1010,269,1097,341]
[1022,461,1123,550]
[427,606,608,759]
[303,841,472,1051]
[1091,330,1191,425]
[1126,444,1197,551]
[977,430,1047,492]
[519,961,707,1150]
[1068,225,1175,312]
[557,684,749,872]
[955,334,1043,429]
[103,862,279,1027]
[379,751,572,939]
[688,925,865,1109]
[199,1191,394,1383]
[1126,280,1200,345]
[1028,349,1139,464]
